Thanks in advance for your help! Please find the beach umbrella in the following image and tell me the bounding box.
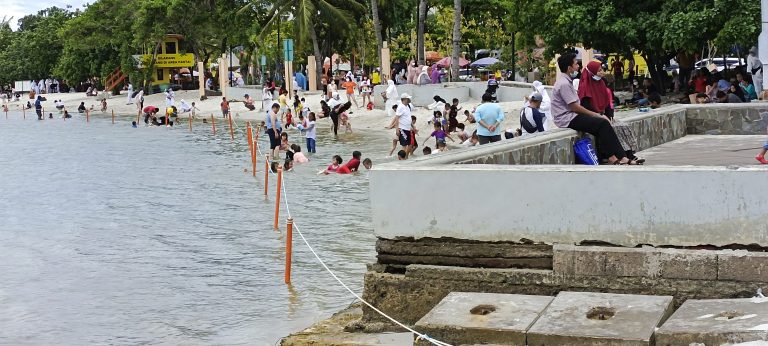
[470,57,500,67]
[425,51,441,63]
[436,56,470,67]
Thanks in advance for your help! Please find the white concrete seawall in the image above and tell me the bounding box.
[370,164,768,247]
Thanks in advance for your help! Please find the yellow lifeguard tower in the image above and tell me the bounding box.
[132,34,195,88]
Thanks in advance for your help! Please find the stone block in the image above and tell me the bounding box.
[718,250,768,282]
[554,245,718,280]
[655,298,768,345]
[655,250,718,280]
[552,244,606,276]
[413,292,554,346]
[527,291,674,346]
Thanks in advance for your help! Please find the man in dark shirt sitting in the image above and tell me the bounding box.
[520,93,546,134]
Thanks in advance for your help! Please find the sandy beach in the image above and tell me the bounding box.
[3,87,529,160]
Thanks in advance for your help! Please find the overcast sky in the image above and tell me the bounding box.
[5,0,91,30]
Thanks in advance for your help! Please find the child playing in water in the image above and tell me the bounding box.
[279,132,290,152]
[340,110,352,133]
[284,108,293,129]
[100,99,107,112]
[323,155,351,174]
[290,144,309,163]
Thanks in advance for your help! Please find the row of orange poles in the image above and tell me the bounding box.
[5,105,295,284]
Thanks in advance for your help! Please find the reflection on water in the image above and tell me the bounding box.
[0,112,391,345]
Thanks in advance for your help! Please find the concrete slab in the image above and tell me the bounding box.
[527,291,674,346]
[413,292,554,346]
[655,298,768,345]
[637,135,766,166]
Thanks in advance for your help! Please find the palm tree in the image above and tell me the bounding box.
[370,0,383,69]
[450,0,461,81]
[416,0,427,65]
[246,0,364,88]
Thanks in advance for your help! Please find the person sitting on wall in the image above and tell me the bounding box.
[520,92,547,135]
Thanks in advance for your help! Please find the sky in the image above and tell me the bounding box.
[5,0,91,30]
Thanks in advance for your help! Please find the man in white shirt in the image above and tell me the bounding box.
[387,93,414,156]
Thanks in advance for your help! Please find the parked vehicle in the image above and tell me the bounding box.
[694,58,745,72]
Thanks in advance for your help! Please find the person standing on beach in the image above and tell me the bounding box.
[165,87,175,107]
[126,82,133,105]
[384,80,399,117]
[473,93,505,144]
[341,76,359,109]
[262,84,273,110]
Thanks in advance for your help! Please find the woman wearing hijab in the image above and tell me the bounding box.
[579,61,643,164]
[431,65,441,84]
[384,79,399,117]
[418,66,431,85]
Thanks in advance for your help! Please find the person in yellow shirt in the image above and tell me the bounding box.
[372,68,381,85]
[278,89,288,116]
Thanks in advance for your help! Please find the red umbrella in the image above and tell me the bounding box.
[436,56,470,67]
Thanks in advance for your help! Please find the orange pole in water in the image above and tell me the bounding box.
[274,167,283,229]
[227,114,234,140]
[246,122,253,152]
[246,122,254,167]
[264,154,270,196]
[86,109,90,123]
[112,109,115,124]
[22,106,25,119]
[211,114,216,135]
[41,107,44,120]
[188,113,192,132]
[285,218,293,284]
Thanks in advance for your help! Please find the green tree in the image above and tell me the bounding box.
[248,0,365,87]
[0,7,74,83]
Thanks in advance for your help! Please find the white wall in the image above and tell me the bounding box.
[370,165,768,247]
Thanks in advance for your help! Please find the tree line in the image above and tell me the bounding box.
[0,0,760,90]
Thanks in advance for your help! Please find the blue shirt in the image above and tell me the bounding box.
[265,110,282,131]
[474,102,505,136]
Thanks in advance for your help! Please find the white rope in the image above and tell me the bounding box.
[249,125,452,346]
[279,179,452,346]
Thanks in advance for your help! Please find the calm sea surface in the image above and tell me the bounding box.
[0,111,390,345]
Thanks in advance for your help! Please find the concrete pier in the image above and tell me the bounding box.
[655,298,768,345]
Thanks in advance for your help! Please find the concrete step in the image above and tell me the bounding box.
[526,291,673,346]
[655,297,768,345]
[414,292,554,346]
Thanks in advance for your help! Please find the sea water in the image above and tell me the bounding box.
[0,112,389,345]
